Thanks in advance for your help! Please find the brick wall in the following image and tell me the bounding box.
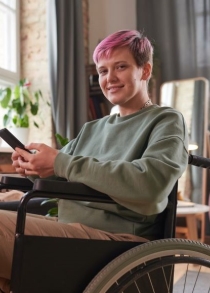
[20,0,89,146]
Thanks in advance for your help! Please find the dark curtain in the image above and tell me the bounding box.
[190,80,205,203]
[136,0,210,86]
[137,1,210,239]
[47,0,88,141]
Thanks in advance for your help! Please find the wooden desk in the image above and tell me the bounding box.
[176,201,209,241]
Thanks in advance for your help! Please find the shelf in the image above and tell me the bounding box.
[86,64,112,120]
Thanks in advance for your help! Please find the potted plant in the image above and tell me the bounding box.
[0,78,49,144]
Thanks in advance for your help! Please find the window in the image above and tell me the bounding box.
[0,0,19,129]
[0,0,20,86]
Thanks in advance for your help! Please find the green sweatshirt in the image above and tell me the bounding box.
[54,105,188,238]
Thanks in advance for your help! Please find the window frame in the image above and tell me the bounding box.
[0,0,20,86]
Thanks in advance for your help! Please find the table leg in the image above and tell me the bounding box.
[185,214,198,240]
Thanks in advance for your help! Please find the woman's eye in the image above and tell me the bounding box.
[99,69,107,75]
[117,64,126,70]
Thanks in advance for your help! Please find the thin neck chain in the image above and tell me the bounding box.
[140,99,152,110]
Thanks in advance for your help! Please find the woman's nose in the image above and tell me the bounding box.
[107,70,117,82]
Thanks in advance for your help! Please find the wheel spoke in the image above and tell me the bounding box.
[192,265,201,292]
[161,263,174,292]
[147,272,155,293]
[183,263,189,292]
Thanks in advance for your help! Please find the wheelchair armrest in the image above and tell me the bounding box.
[0,176,33,191]
[33,179,114,202]
[0,177,55,215]
[16,178,114,235]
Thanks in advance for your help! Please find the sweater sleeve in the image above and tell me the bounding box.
[54,111,188,215]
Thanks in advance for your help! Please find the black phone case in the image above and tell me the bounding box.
[0,128,32,153]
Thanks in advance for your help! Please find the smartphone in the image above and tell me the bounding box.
[0,128,32,153]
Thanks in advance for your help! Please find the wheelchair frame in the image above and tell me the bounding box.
[0,176,177,292]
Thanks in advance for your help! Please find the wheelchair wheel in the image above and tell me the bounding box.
[84,238,210,293]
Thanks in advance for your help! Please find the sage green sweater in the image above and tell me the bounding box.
[54,105,188,238]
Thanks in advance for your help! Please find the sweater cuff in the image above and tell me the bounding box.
[54,152,72,178]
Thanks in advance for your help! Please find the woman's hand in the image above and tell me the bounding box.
[12,143,59,178]
[11,150,27,176]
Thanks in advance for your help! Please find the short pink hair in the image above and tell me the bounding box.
[93,30,153,67]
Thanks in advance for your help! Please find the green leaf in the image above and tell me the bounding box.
[23,88,30,102]
[12,99,27,115]
[34,91,40,103]
[30,102,38,115]
[13,85,20,99]
[33,121,39,128]
[41,198,58,205]
[20,91,25,106]
[46,207,58,217]
[38,89,43,98]
[12,115,18,126]
[3,114,10,126]
[20,115,29,127]
[0,88,12,108]
[19,79,25,86]
[55,133,70,147]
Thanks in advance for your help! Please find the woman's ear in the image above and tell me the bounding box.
[142,63,152,80]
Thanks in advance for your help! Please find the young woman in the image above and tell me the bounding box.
[0,30,188,292]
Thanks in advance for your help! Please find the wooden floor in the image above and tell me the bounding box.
[173,263,210,292]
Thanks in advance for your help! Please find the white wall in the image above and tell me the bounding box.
[89,0,137,63]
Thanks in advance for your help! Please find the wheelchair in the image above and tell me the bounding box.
[0,154,210,293]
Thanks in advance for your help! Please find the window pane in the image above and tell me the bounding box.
[0,3,16,72]
[0,83,5,128]
[0,0,16,10]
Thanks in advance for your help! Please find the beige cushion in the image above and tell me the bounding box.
[0,190,24,202]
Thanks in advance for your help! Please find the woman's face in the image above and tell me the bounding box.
[96,47,151,116]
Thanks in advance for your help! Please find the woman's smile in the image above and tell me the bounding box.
[107,85,124,93]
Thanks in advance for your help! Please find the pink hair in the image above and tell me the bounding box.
[93,30,153,67]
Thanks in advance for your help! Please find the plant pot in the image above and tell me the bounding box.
[9,127,29,145]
